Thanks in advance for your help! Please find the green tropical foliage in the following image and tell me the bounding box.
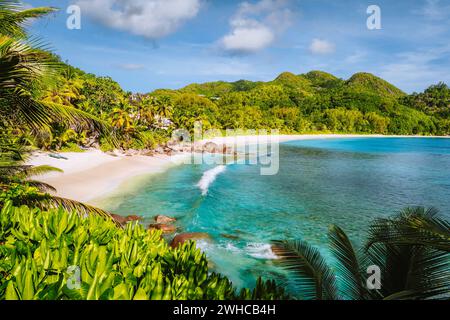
[0,132,114,219]
[0,0,113,145]
[0,0,55,38]
[0,202,287,300]
[156,71,448,136]
[404,82,450,118]
[273,207,450,300]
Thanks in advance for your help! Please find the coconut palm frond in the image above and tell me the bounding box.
[25,180,56,192]
[328,225,367,300]
[0,0,18,9]
[12,92,116,144]
[0,149,24,164]
[0,164,31,174]
[21,194,120,226]
[366,208,450,300]
[0,163,62,179]
[9,6,56,21]
[0,163,61,178]
[408,248,450,299]
[0,1,57,38]
[1,133,119,225]
[11,94,53,131]
[378,247,450,300]
[1,36,59,131]
[22,164,62,177]
[365,240,417,298]
[42,101,117,145]
[272,239,339,300]
[0,36,57,91]
[0,136,26,162]
[44,196,114,220]
[0,36,116,143]
[367,207,450,253]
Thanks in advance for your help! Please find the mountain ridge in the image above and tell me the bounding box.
[178,71,405,99]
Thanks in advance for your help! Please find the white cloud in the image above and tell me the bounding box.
[75,0,202,39]
[221,23,275,54]
[417,0,450,20]
[219,0,294,54]
[309,39,335,55]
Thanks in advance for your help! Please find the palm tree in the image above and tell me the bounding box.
[158,95,174,119]
[273,208,450,300]
[365,208,450,299]
[0,0,55,38]
[110,108,133,132]
[137,96,158,127]
[367,207,450,252]
[139,105,156,127]
[0,1,113,139]
[0,1,119,221]
[145,96,173,123]
[0,133,113,220]
[42,77,85,107]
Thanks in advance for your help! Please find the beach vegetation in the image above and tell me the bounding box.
[0,201,287,300]
[273,207,450,300]
[0,132,111,219]
[1,199,448,300]
[0,0,114,149]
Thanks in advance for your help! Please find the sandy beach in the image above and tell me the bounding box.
[28,150,186,203]
[27,134,447,204]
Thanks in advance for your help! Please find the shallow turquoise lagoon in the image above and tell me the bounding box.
[99,138,450,289]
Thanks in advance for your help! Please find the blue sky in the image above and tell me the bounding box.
[27,0,450,93]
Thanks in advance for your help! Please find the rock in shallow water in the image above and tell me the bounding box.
[154,215,176,224]
[111,214,143,225]
[148,223,177,234]
[126,215,143,221]
[170,232,211,248]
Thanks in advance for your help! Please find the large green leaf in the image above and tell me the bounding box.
[328,225,367,300]
[272,239,339,300]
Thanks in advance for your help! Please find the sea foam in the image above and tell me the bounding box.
[197,165,227,196]
[245,243,278,260]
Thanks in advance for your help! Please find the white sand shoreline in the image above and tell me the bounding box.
[28,134,449,204]
[28,150,189,203]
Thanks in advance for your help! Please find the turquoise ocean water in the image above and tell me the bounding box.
[97,138,450,289]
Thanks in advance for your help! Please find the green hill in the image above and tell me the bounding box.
[181,79,263,96]
[271,72,312,90]
[181,81,235,96]
[302,71,343,89]
[164,71,447,136]
[346,72,406,99]
[178,71,405,99]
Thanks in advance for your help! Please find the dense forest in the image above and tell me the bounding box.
[1,13,448,155]
[11,61,449,153]
[177,71,450,135]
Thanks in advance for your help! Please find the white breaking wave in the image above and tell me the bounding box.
[195,239,212,252]
[197,165,226,196]
[245,243,278,260]
[225,242,241,253]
